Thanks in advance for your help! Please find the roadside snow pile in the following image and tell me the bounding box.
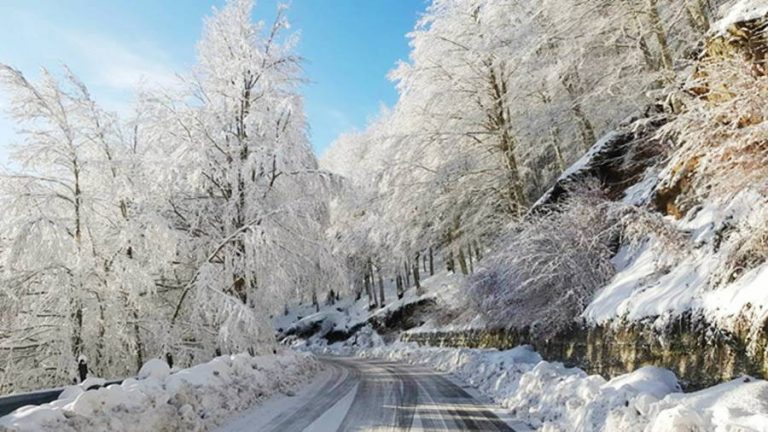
[0,350,320,432]
[361,343,768,431]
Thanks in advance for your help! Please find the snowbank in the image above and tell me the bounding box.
[0,350,321,432]
[361,342,768,431]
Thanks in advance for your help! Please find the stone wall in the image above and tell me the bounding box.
[401,316,768,390]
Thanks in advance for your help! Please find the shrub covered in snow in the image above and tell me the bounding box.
[466,184,619,337]
[0,350,320,432]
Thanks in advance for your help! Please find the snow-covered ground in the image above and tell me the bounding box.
[276,269,474,346]
[584,186,768,336]
[360,342,768,432]
[0,350,320,432]
[714,0,768,34]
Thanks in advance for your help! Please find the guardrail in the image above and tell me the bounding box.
[0,379,123,418]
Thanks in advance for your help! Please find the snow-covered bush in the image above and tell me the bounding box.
[467,183,619,337]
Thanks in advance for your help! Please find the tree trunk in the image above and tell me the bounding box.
[550,127,566,172]
[132,307,144,373]
[396,274,403,299]
[71,305,83,363]
[369,259,380,308]
[561,71,596,153]
[684,0,709,34]
[413,252,422,294]
[468,246,474,274]
[377,265,385,307]
[71,159,85,363]
[354,278,362,301]
[404,260,411,287]
[488,65,527,217]
[458,247,469,275]
[429,247,434,276]
[364,272,374,310]
[647,0,673,73]
[94,292,106,375]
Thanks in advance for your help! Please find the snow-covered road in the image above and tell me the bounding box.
[216,356,518,431]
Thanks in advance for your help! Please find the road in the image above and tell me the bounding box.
[217,356,522,432]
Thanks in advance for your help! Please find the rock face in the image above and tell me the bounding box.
[528,112,666,216]
[709,8,768,70]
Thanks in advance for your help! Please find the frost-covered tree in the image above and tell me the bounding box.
[0,65,176,390]
[466,183,619,337]
[322,0,733,300]
[141,0,340,358]
[0,0,340,391]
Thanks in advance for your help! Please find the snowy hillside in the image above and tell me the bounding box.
[276,269,471,349]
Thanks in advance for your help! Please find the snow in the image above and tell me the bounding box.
[583,241,707,325]
[622,169,659,206]
[0,350,320,432]
[641,378,768,431]
[715,0,768,34]
[561,131,621,180]
[702,263,768,324]
[136,359,171,381]
[584,188,768,335]
[277,269,470,344]
[359,342,768,431]
[604,367,680,400]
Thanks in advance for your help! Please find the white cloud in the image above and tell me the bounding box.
[60,29,181,92]
[0,7,186,164]
[2,9,183,113]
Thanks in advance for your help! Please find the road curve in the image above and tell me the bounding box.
[217,356,518,432]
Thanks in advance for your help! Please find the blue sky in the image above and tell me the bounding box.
[0,0,426,161]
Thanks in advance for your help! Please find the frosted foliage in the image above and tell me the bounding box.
[0,0,337,392]
[321,0,730,288]
[136,0,342,358]
[467,189,619,337]
[0,65,178,391]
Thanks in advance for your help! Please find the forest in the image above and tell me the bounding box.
[0,0,767,415]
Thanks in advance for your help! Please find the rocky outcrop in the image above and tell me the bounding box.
[528,111,666,215]
[401,315,768,390]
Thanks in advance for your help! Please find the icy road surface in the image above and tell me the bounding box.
[216,356,520,431]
